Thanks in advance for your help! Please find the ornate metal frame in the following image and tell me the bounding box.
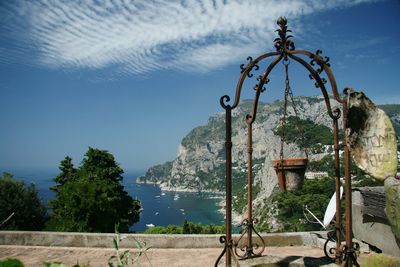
[215,17,359,267]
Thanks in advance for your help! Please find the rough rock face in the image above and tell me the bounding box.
[138,96,341,194]
[137,96,400,224]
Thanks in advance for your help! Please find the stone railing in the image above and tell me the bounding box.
[0,231,324,249]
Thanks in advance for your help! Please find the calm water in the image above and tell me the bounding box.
[7,170,224,232]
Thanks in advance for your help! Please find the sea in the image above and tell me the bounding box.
[6,170,225,232]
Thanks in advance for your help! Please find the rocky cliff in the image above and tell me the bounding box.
[137,96,400,225]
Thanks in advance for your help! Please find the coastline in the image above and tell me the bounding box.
[136,178,224,194]
[136,177,242,226]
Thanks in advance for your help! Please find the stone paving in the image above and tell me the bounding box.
[0,245,371,267]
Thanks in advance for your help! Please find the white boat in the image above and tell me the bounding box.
[161,192,166,196]
[173,194,180,200]
[146,223,155,228]
[155,195,161,198]
[180,208,185,212]
[155,212,159,215]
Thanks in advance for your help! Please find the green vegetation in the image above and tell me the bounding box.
[138,161,173,183]
[43,263,67,267]
[0,229,150,267]
[50,156,76,192]
[196,163,225,191]
[271,177,335,232]
[231,158,264,213]
[379,104,400,116]
[108,228,151,267]
[274,116,333,153]
[0,260,89,267]
[308,155,384,187]
[143,220,225,234]
[181,116,225,148]
[255,154,384,233]
[379,104,400,138]
[0,172,46,230]
[308,155,336,176]
[361,253,400,267]
[47,147,141,232]
[0,259,24,267]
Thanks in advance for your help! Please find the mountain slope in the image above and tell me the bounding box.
[138,97,399,192]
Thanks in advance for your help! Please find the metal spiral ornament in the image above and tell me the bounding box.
[233,218,265,259]
[309,50,331,88]
[215,17,357,267]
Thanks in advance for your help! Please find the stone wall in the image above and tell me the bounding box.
[0,231,324,249]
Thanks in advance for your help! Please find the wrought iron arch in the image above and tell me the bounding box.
[215,17,359,267]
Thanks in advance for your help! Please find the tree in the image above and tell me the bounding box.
[47,147,141,232]
[50,156,76,193]
[272,177,335,232]
[0,172,46,230]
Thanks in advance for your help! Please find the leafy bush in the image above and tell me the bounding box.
[0,259,24,267]
[271,177,336,232]
[144,225,182,234]
[0,172,47,230]
[143,220,225,234]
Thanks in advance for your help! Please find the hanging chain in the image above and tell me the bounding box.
[280,62,289,161]
[280,60,308,160]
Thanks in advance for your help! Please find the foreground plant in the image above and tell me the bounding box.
[43,263,66,267]
[361,253,400,267]
[0,258,24,267]
[108,230,152,267]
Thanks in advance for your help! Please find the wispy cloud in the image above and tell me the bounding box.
[0,0,374,75]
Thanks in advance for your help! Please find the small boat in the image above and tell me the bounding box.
[146,223,155,228]
[161,192,166,196]
[180,208,185,212]
[155,195,161,198]
[155,212,159,215]
[173,194,180,200]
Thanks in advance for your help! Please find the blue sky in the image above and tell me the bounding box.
[0,0,399,174]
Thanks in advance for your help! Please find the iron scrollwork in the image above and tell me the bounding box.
[234,218,266,259]
[309,50,331,88]
[341,242,361,267]
[240,56,260,78]
[216,17,357,267]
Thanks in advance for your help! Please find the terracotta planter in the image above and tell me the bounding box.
[272,157,308,192]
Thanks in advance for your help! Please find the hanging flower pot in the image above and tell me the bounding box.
[272,157,308,192]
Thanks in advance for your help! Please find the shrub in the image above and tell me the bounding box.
[0,259,24,267]
[0,173,47,230]
[361,253,400,267]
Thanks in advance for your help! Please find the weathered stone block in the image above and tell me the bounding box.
[352,188,400,256]
[385,177,400,248]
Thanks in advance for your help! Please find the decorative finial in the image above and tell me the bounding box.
[274,16,294,52]
[277,16,287,27]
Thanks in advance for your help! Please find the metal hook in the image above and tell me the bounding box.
[282,57,291,66]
